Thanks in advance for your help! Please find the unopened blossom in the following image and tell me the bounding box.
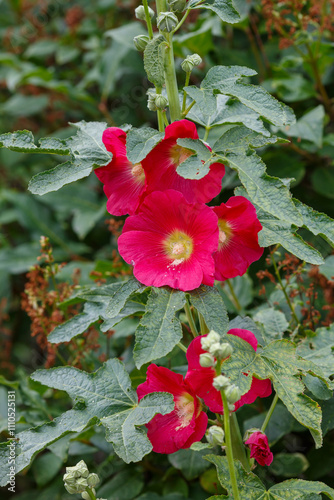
[142,119,225,204]
[118,189,219,291]
[245,431,273,466]
[212,196,264,281]
[137,364,208,454]
[185,329,272,413]
[95,127,146,216]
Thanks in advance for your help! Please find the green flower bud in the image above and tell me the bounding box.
[63,472,77,485]
[206,425,225,446]
[147,91,158,111]
[82,489,96,500]
[155,94,169,109]
[65,460,89,478]
[157,11,178,32]
[189,53,202,66]
[225,384,242,404]
[201,330,220,351]
[209,342,233,359]
[168,0,187,12]
[181,57,194,73]
[228,403,235,411]
[135,5,155,20]
[65,483,79,494]
[76,477,89,492]
[199,352,216,368]
[213,375,230,391]
[133,35,150,52]
[87,473,100,488]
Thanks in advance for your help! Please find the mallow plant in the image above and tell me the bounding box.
[1,0,334,498]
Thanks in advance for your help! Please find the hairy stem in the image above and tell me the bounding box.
[85,487,97,500]
[230,412,250,471]
[155,86,165,132]
[177,341,188,353]
[184,298,198,337]
[143,0,154,39]
[182,72,191,113]
[226,279,242,312]
[261,393,278,433]
[164,32,181,122]
[221,390,240,500]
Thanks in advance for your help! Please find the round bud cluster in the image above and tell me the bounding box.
[155,94,169,110]
[206,425,225,446]
[135,5,155,20]
[147,90,158,111]
[63,460,101,496]
[225,384,242,404]
[133,35,150,52]
[200,330,233,361]
[168,0,187,12]
[157,11,178,32]
[200,330,220,351]
[212,374,230,391]
[181,53,202,73]
[199,352,215,367]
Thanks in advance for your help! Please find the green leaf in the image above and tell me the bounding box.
[269,453,309,478]
[257,212,324,265]
[188,285,229,337]
[194,0,241,24]
[9,359,173,472]
[168,448,210,480]
[98,469,144,499]
[277,105,325,148]
[28,121,111,195]
[144,35,166,87]
[105,278,144,318]
[253,308,289,343]
[213,125,285,153]
[0,130,70,155]
[206,455,334,499]
[226,152,302,227]
[293,199,334,247]
[297,324,334,379]
[189,95,270,136]
[176,137,213,179]
[222,338,323,447]
[319,255,334,280]
[311,166,334,200]
[126,127,164,164]
[133,287,186,368]
[185,65,295,127]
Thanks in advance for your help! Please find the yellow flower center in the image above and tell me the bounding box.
[175,393,195,430]
[170,144,193,166]
[164,231,193,266]
[131,163,145,184]
[218,219,233,249]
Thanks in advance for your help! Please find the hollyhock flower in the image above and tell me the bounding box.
[185,329,272,413]
[245,431,273,466]
[117,189,219,291]
[141,119,225,204]
[95,127,146,216]
[137,364,208,454]
[212,196,264,281]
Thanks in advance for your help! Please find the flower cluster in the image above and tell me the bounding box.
[137,329,272,464]
[63,460,105,499]
[95,119,263,291]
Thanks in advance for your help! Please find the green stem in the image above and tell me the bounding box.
[156,0,167,15]
[182,100,195,117]
[164,32,181,122]
[172,8,191,34]
[230,413,250,471]
[184,298,198,337]
[199,312,209,335]
[221,390,240,500]
[85,487,97,500]
[270,253,302,331]
[177,341,187,353]
[261,393,278,433]
[155,87,165,132]
[163,111,169,127]
[203,126,210,142]
[226,279,242,312]
[182,72,191,113]
[305,42,333,119]
[143,0,154,39]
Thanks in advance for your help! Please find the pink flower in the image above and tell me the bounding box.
[212,196,264,281]
[117,189,219,291]
[141,119,225,204]
[137,364,208,454]
[95,127,146,216]
[185,329,272,413]
[245,431,273,466]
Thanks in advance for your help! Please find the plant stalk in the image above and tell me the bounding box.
[184,299,198,337]
[261,393,278,433]
[85,487,97,500]
[164,32,181,122]
[226,279,242,312]
[230,412,250,471]
[143,0,154,39]
[221,390,240,500]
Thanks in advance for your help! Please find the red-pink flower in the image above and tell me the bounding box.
[185,329,272,413]
[117,189,219,291]
[141,119,225,204]
[212,196,264,281]
[245,431,273,466]
[95,127,146,216]
[137,364,208,454]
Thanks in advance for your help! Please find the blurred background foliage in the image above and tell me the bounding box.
[0,0,333,498]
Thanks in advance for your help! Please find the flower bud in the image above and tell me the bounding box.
[168,0,187,12]
[135,5,155,20]
[228,403,235,411]
[155,94,169,109]
[87,473,100,488]
[65,483,79,494]
[209,342,233,359]
[201,330,220,351]
[181,57,194,73]
[133,35,149,52]
[76,477,89,492]
[157,11,178,32]
[63,472,77,485]
[147,91,158,111]
[213,375,230,391]
[206,425,225,446]
[65,460,89,478]
[225,384,242,404]
[82,490,96,500]
[189,53,202,66]
[199,352,216,368]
